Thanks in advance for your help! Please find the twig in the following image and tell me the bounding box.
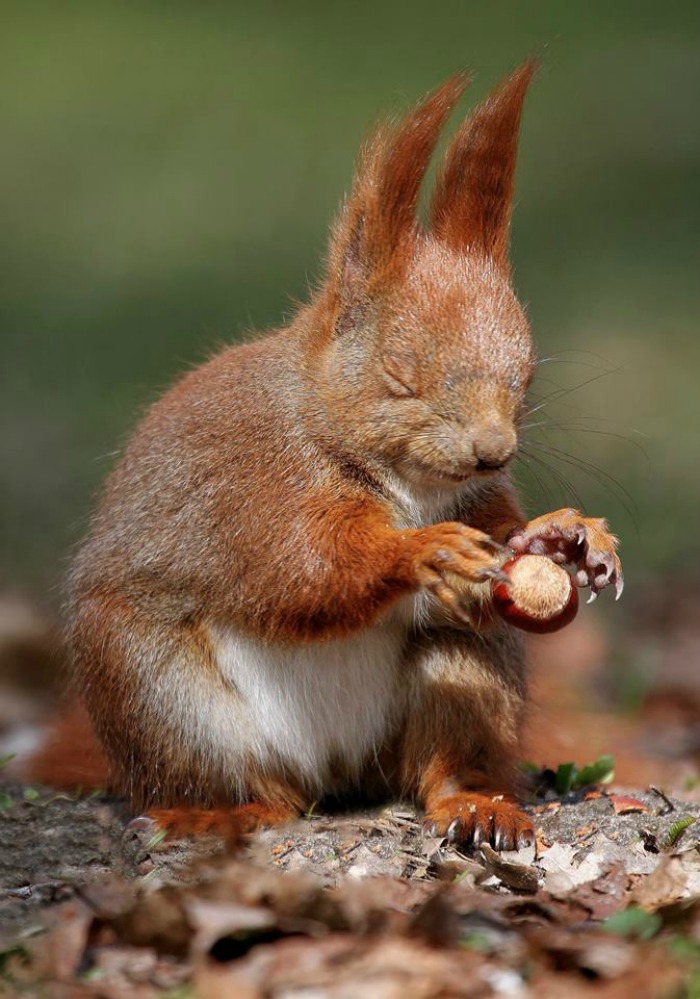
[648,786,675,817]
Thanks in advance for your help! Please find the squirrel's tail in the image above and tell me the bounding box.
[10,699,111,791]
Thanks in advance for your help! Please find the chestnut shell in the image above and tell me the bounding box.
[491,554,579,634]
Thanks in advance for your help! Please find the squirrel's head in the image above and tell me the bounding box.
[305,64,537,490]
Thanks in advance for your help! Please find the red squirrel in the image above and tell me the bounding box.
[32,63,622,850]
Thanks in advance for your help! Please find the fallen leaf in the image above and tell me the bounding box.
[480,844,540,893]
[527,922,635,979]
[631,856,689,911]
[568,863,630,920]
[409,888,460,946]
[538,843,606,895]
[609,796,651,816]
[35,901,93,982]
[186,899,277,959]
[196,934,490,999]
[535,833,552,855]
[112,887,193,957]
[429,855,484,885]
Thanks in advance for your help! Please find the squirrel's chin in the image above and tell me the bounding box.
[400,461,510,493]
[398,462,474,490]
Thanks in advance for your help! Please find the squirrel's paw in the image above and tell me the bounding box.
[126,803,296,847]
[507,508,623,602]
[423,791,534,852]
[407,522,505,624]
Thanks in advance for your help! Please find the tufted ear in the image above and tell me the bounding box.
[429,61,537,268]
[325,73,469,322]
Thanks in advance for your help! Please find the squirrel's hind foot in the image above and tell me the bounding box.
[423,791,534,852]
[127,802,299,848]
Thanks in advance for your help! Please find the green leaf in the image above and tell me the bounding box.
[0,943,30,975]
[575,754,615,788]
[519,760,541,774]
[146,827,168,850]
[80,967,107,983]
[555,762,578,795]
[0,754,16,770]
[665,815,697,849]
[667,934,700,963]
[552,754,616,795]
[22,787,40,802]
[460,931,494,953]
[140,867,160,885]
[602,906,662,941]
[160,987,196,999]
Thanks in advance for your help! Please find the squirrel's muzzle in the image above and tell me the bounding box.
[472,422,517,472]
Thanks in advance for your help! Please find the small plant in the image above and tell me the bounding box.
[664,815,696,850]
[555,754,615,795]
[602,906,663,941]
[0,942,32,989]
[146,827,169,850]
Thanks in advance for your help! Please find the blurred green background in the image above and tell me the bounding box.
[2,1,699,604]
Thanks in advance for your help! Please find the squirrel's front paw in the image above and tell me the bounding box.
[406,522,504,624]
[423,791,534,851]
[507,508,623,601]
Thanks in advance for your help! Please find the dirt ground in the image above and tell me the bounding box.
[3,578,700,997]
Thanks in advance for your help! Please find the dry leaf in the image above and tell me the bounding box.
[632,856,689,910]
[35,900,93,982]
[480,844,540,893]
[538,843,606,895]
[609,796,651,816]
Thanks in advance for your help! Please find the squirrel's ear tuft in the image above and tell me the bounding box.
[325,73,469,320]
[430,60,537,268]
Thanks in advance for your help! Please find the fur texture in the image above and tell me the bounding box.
[27,62,623,849]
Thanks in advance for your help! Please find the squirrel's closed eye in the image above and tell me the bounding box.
[383,351,418,398]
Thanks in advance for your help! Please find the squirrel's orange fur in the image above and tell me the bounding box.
[27,63,622,850]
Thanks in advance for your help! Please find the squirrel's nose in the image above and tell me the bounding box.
[473,424,516,471]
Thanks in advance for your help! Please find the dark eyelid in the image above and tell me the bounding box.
[383,369,416,398]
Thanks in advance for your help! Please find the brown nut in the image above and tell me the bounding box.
[491,554,578,634]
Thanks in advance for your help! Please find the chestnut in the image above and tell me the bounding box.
[491,553,578,634]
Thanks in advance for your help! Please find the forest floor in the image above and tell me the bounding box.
[2,576,700,997]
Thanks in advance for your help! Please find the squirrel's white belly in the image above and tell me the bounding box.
[208,619,408,791]
[199,476,465,792]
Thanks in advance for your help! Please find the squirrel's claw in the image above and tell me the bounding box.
[579,545,624,601]
[477,566,510,585]
[509,509,623,602]
[423,792,534,852]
